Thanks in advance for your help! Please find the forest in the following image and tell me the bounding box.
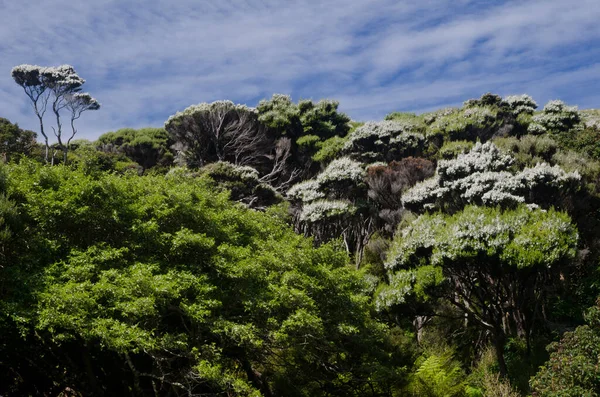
[2,65,600,396]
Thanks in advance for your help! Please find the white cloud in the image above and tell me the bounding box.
[0,0,599,140]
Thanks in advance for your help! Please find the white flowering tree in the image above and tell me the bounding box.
[528,100,581,135]
[287,157,372,267]
[403,142,580,212]
[342,121,425,163]
[503,94,537,116]
[11,64,100,163]
[378,205,578,376]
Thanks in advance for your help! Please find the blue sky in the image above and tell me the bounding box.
[1,0,599,141]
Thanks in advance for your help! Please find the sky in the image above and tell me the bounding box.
[1,0,599,141]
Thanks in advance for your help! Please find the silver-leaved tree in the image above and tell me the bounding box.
[379,205,578,376]
[11,64,100,164]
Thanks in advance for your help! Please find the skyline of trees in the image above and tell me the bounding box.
[1,87,599,396]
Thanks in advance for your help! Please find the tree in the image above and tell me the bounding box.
[503,94,538,116]
[11,64,99,164]
[0,118,37,162]
[166,101,272,167]
[379,206,578,376]
[426,93,520,144]
[257,94,350,141]
[288,157,373,267]
[166,100,300,191]
[197,161,282,210]
[343,121,426,163]
[11,65,51,162]
[44,65,99,164]
[257,94,351,177]
[97,127,174,171]
[64,93,100,163]
[402,142,581,213]
[0,161,409,396]
[365,157,435,234]
[528,100,580,135]
[288,156,436,266]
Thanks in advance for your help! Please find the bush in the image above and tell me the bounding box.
[528,100,581,135]
[343,121,426,163]
[403,142,580,212]
[494,135,558,168]
[200,161,281,209]
[0,162,407,396]
[407,350,466,397]
[438,140,474,159]
[530,300,600,396]
[97,127,174,171]
[0,117,37,162]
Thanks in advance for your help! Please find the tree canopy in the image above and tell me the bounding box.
[3,88,600,396]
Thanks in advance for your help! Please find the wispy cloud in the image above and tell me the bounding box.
[1,0,599,140]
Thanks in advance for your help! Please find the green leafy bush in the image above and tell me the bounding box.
[97,127,174,171]
[0,162,407,396]
[530,300,600,396]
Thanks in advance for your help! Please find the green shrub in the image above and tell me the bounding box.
[438,140,474,159]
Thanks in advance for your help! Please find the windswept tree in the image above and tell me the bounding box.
[165,101,273,168]
[64,93,100,163]
[11,64,99,164]
[287,157,373,267]
[379,205,578,376]
[165,101,297,189]
[44,65,99,164]
[342,120,426,163]
[402,142,581,213]
[11,65,51,161]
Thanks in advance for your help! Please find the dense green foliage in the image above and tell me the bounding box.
[257,94,352,177]
[2,90,600,396]
[97,127,174,171]
[0,161,408,396]
[0,117,37,162]
[380,206,578,375]
[530,300,600,396]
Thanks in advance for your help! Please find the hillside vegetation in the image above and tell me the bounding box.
[2,92,600,396]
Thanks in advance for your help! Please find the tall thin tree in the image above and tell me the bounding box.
[64,93,100,163]
[12,64,99,164]
[11,65,51,162]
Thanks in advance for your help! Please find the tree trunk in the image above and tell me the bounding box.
[494,332,508,377]
[37,114,49,163]
[240,357,273,397]
[81,346,103,396]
